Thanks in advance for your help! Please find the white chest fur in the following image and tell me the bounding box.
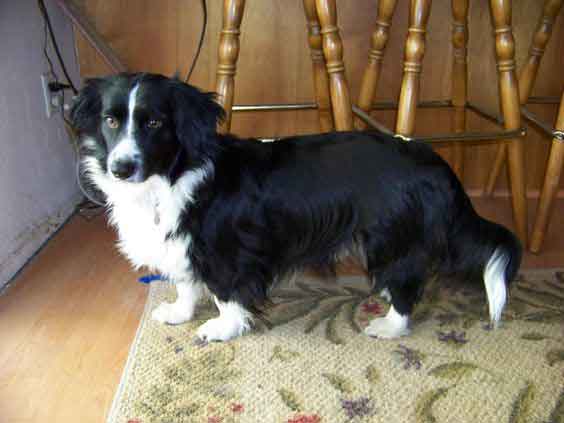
[109,176,191,279]
[84,155,211,280]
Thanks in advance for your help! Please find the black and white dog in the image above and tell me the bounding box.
[70,73,521,342]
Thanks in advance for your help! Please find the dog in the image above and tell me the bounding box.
[70,72,522,342]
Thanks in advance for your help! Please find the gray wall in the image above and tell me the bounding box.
[0,1,82,288]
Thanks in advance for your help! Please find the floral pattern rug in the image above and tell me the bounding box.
[107,269,564,423]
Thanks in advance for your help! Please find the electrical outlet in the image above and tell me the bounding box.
[41,73,63,118]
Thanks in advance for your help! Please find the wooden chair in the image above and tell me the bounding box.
[355,0,529,246]
[530,94,564,253]
[479,0,563,252]
[213,0,529,246]
[215,0,354,134]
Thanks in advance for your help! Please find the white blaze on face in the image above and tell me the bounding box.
[108,84,141,178]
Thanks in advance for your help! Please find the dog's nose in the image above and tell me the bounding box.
[110,159,138,180]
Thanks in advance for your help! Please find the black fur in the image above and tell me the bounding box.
[71,73,522,324]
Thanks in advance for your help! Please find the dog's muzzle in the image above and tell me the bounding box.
[110,157,140,180]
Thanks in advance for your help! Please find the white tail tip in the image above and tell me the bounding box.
[484,248,509,326]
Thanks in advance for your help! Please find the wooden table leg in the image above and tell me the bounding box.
[395,0,432,136]
[303,0,334,132]
[315,0,354,131]
[485,0,563,195]
[489,0,528,245]
[530,92,564,253]
[356,0,398,129]
[451,0,468,181]
[215,0,246,133]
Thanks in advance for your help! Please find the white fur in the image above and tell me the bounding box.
[83,153,212,280]
[196,296,253,342]
[108,84,142,181]
[151,280,203,324]
[364,305,410,339]
[125,84,139,139]
[484,248,508,326]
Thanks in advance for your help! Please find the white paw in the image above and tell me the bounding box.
[364,316,410,339]
[196,316,249,343]
[151,301,194,325]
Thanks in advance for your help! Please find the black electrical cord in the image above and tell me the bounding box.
[42,17,57,78]
[184,0,207,83]
[38,1,100,216]
[37,0,78,94]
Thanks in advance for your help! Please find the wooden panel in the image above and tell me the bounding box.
[74,0,564,193]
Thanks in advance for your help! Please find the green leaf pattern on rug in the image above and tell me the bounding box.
[514,285,564,310]
[415,387,449,423]
[325,307,345,345]
[428,362,478,381]
[322,373,354,394]
[269,345,300,363]
[365,365,380,385]
[134,344,240,422]
[509,382,536,423]
[547,349,564,367]
[268,281,373,344]
[520,332,551,341]
[303,299,349,334]
[278,388,303,412]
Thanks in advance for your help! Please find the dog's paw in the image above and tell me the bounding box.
[364,316,410,339]
[195,316,249,343]
[151,301,194,325]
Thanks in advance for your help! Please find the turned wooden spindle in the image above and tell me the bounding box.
[486,0,563,195]
[530,93,564,253]
[395,0,432,136]
[303,0,334,132]
[451,0,469,181]
[356,0,398,129]
[215,0,246,133]
[489,0,528,245]
[315,0,354,131]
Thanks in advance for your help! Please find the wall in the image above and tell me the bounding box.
[74,0,564,197]
[0,1,81,289]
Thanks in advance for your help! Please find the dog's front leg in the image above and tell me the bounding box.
[195,296,252,342]
[151,279,203,324]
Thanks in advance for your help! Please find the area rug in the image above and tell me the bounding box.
[107,269,564,423]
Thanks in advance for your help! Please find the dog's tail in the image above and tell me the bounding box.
[445,212,522,327]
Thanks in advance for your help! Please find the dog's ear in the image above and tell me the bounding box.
[69,78,103,134]
[169,79,225,163]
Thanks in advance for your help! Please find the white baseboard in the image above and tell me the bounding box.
[0,194,82,292]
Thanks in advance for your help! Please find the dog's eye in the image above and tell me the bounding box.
[147,119,162,129]
[105,116,119,129]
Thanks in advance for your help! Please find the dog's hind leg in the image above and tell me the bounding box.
[363,242,427,339]
[364,283,417,339]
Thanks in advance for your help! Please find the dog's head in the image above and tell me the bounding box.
[70,73,224,192]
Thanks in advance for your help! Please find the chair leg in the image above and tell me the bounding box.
[215,0,246,133]
[489,0,528,245]
[395,0,432,136]
[519,0,563,103]
[356,0,398,129]
[451,0,469,181]
[315,0,354,131]
[530,92,564,253]
[303,0,334,132]
[485,0,563,195]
